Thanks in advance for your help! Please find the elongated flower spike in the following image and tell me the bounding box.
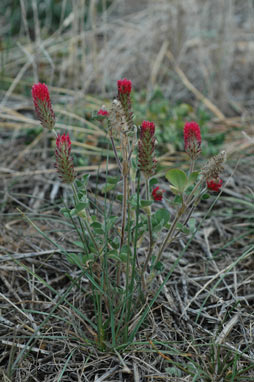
[108,99,128,137]
[138,120,157,178]
[184,121,201,159]
[32,83,55,130]
[201,151,226,180]
[117,78,133,132]
[55,133,76,184]
[152,186,165,201]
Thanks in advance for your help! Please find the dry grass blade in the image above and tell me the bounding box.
[215,313,239,344]
[166,49,226,121]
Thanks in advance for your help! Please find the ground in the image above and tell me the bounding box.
[0,108,254,381]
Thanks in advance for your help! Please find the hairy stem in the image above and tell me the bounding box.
[154,203,185,267]
[154,178,205,267]
[189,158,195,175]
[120,170,128,249]
[110,136,122,172]
[71,183,100,254]
[141,177,153,287]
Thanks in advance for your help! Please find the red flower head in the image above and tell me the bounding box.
[152,186,165,201]
[138,121,157,178]
[55,133,76,184]
[117,78,132,95]
[184,121,201,159]
[32,83,55,130]
[97,108,109,117]
[207,178,222,192]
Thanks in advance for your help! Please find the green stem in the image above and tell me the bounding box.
[71,183,100,254]
[154,203,185,267]
[189,158,195,175]
[110,136,122,172]
[125,172,140,341]
[141,177,153,287]
[185,176,204,207]
[52,128,58,138]
[120,171,128,249]
[154,178,206,268]
[117,165,128,286]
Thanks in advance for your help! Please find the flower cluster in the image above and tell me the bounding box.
[152,186,164,201]
[207,178,223,192]
[117,78,132,95]
[32,83,55,130]
[138,121,157,178]
[184,121,201,159]
[55,133,76,184]
[97,108,109,117]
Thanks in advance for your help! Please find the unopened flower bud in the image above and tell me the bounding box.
[55,133,76,184]
[138,121,157,178]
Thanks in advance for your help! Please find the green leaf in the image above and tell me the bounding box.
[70,208,77,216]
[90,221,104,235]
[111,237,120,249]
[202,193,210,200]
[75,180,83,188]
[176,222,190,234]
[129,193,138,208]
[107,216,118,230]
[66,252,83,266]
[102,183,117,193]
[187,171,199,186]
[165,367,182,377]
[152,224,163,233]
[107,250,119,261]
[170,185,181,195]
[102,177,120,193]
[149,177,159,188]
[188,218,196,232]
[173,195,183,204]
[117,194,123,202]
[166,169,188,193]
[60,207,71,218]
[82,174,90,185]
[119,244,132,263]
[154,261,163,271]
[73,240,86,249]
[107,176,120,184]
[75,202,88,213]
[152,208,170,226]
[140,200,153,208]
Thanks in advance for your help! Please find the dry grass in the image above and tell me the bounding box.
[1,0,254,114]
[1,0,254,381]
